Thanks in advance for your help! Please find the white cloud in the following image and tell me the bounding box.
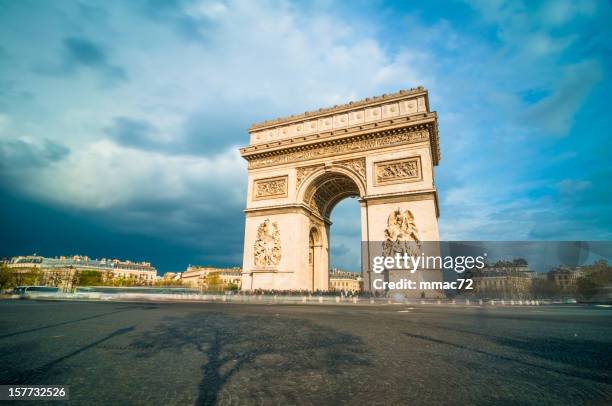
[25,140,245,210]
[1,0,428,218]
[0,0,609,258]
[522,60,602,135]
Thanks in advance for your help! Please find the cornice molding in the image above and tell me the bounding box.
[249,87,428,131]
[242,112,437,156]
[243,121,440,169]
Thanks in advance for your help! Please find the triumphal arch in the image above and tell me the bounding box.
[240,87,441,292]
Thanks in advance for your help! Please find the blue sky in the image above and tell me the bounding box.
[0,0,610,274]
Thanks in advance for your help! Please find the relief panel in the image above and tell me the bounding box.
[253,175,288,200]
[374,156,422,186]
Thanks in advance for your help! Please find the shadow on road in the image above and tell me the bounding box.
[402,332,610,384]
[0,326,135,385]
[0,304,148,340]
[130,312,371,405]
[404,319,612,373]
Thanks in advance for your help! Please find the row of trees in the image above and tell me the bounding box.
[0,265,41,291]
[461,259,611,300]
[531,260,612,299]
[0,265,241,293]
[157,273,240,292]
[0,266,156,292]
[571,260,612,299]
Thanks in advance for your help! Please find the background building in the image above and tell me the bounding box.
[7,254,157,288]
[548,266,584,291]
[179,265,242,290]
[470,259,534,299]
[329,268,362,293]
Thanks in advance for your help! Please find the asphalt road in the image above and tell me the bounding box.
[0,300,610,405]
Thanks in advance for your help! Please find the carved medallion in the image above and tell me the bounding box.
[253,176,288,200]
[382,208,421,258]
[374,157,422,185]
[254,219,281,267]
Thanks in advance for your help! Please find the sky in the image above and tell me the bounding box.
[0,0,610,274]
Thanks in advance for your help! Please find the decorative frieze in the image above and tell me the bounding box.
[253,176,288,200]
[248,129,429,169]
[374,156,422,186]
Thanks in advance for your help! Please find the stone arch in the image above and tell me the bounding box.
[298,166,365,219]
[298,169,364,291]
[240,88,442,293]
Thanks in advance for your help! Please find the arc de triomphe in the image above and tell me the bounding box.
[239,87,441,292]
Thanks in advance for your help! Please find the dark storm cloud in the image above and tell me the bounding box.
[181,108,248,154]
[62,37,127,82]
[139,0,216,42]
[63,37,107,66]
[105,117,160,150]
[32,37,126,84]
[0,188,238,273]
[104,111,248,155]
[1,0,610,276]
[0,138,69,170]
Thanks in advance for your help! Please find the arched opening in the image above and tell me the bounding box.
[303,172,361,219]
[329,198,362,292]
[301,170,364,291]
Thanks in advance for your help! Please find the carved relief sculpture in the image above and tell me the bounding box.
[296,165,322,191]
[375,157,421,185]
[335,157,366,185]
[254,219,282,267]
[247,129,430,169]
[382,208,421,258]
[253,176,288,200]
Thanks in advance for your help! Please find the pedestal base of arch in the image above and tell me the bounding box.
[242,205,330,291]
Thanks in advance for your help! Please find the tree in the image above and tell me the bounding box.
[0,265,15,291]
[13,267,41,286]
[77,270,104,286]
[576,276,599,299]
[576,261,612,299]
[155,279,186,288]
[203,273,222,292]
[531,277,559,297]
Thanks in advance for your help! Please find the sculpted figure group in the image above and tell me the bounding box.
[383,208,421,258]
[254,219,282,267]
